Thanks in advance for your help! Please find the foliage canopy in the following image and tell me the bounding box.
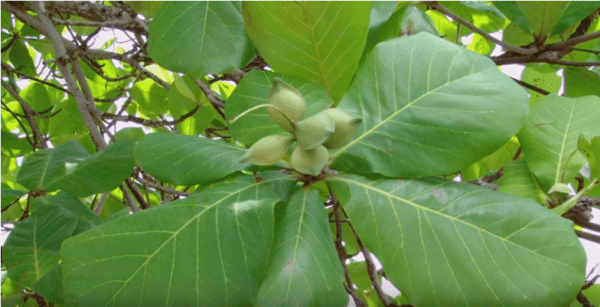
[2,1,600,306]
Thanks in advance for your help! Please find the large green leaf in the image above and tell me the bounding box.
[148,2,254,76]
[224,70,333,146]
[242,2,370,102]
[330,33,529,177]
[3,205,79,292]
[134,133,248,186]
[327,174,586,307]
[517,94,600,191]
[255,188,347,306]
[61,173,294,306]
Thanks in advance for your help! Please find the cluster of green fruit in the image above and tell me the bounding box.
[239,78,363,176]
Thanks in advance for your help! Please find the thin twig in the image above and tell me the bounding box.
[120,183,140,212]
[102,104,201,127]
[547,30,600,51]
[511,78,550,95]
[327,187,368,307]
[136,177,191,197]
[1,80,48,149]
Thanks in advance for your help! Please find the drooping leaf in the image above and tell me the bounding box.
[9,40,36,76]
[16,141,89,191]
[549,1,600,36]
[148,2,254,76]
[30,192,102,234]
[225,70,333,146]
[517,94,600,191]
[256,188,347,307]
[496,159,549,203]
[330,32,529,178]
[327,174,586,307]
[493,1,532,33]
[3,205,79,292]
[61,173,294,307]
[134,133,248,185]
[242,2,370,102]
[46,141,135,197]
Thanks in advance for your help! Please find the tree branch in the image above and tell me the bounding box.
[193,77,226,119]
[29,1,107,151]
[428,1,538,55]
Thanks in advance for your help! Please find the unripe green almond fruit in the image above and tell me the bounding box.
[322,109,363,149]
[240,134,294,166]
[295,110,335,150]
[290,144,329,176]
[267,78,306,133]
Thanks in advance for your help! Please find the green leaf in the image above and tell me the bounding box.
[330,33,529,178]
[9,40,36,76]
[16,141,89,191]
[225,70,333,146]
[61,174,290,306]
[46,141,135,197]
[134,133,248,185]
[20,82,53,113]
[148,2,253,76]
[1,131,32,157]
[517,94,600,191]
[327,174,586,307]
[16,140,135,196]
[243,2,370,102]
[516,2,569,38]
[493,1,532,33]
[31,192,102,234]
[129,78,169,118]
[127,1,163,19]
[113,127,146,143]
[550,1,600,36]
[400,5,439,37]
[256,188,347,306]
[362,4,406,63]
[570,284,600,306]
[3,205,79,292]
[32,265,64,305]
[48,97,87,138]
[521,64,562,104]
[578,134,600,179]
[496,159,548,204]
[460,1,505,19]
[564,67,600,98]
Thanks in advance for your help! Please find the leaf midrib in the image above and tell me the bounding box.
[332,176,578,270]
[331,54,492,160]
[73,177,279,305]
